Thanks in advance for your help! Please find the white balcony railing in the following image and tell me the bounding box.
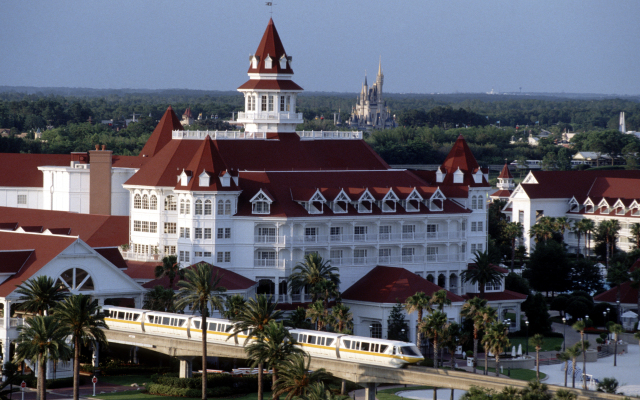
[9,318,23,328]
[120,250,163,262]
[254,235,284,244]
[254,259,287,269]
[328,254,463,266]
[286,231,465,246]
[172,130,266,140]
[296,130,363,140]
[237,111,303,121]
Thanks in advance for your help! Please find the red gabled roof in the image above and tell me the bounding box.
[0,207,129,248]
[237,79,303,91]
[342,265,465,303]
[520,170,640,200]
[183,108,192,118]
[0,232,76,297]
[249,18,293,74]
[178,136,238,192]
[463,290,528,301]
[122,261,158,280]
[0,154,72,187]
[94,247,128,270]
[441,135,480,174]
[594,281,638,305]
[0,250,34,274]
[498,163,513,179]
[490,189,513,198]
[142,263,255,291]
[139,106,184,158]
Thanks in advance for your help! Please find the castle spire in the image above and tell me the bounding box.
[378,56,382,76]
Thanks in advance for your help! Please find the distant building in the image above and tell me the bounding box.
[490,163,515,201]
[182,108,195,126]
[348,59,396,130]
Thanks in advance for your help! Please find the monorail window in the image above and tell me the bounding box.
[372,344,379,352]
[133,314,140,320]
[291,333,298,341]
[308,336,316,345]
[353,342,360,350]
[361,342,369,351]
[178,319,185,327]
[162,317,170,325]
[118,312,125,319]
[225,325,233,332]
[194,320,201,329]
[299,334,307,343]
[343,339,351,348]
[399,346,418,356]
[319,337,325,346]
[209,323,216,331]
[326,338,334,346]
[147,315,154,323]
[380,345,388,353]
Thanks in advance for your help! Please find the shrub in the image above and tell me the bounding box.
[151,373,270,393]
[148,383,249,398]
[23,375,88,389]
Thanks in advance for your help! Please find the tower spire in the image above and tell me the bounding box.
[378,56,382,76]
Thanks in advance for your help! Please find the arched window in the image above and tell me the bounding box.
[180,199,185,214]
[195,200,203,215]
[142,194,149,210]
[185,200,191,215]
[134,194,141,209]
[217,200,224,215]
[204,200,212,215]
[449,273,458,289]
[471,196,477,210]
[56,268,95,292]
[225,200,231,215]
[164,195,176,211]
[150,195,157,210]
[437,274,446,288]
[426,274,434,283]
[477,196,484,210]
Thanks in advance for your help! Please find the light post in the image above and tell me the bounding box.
[525,320,530,355]
[585,315,589,344]
[369,325,373,338]
[562,317,566,351]
[401,328,405,341]
[603,311,607,329]
[616,300,621,323]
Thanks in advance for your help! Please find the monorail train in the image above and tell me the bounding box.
[103,306,423,368]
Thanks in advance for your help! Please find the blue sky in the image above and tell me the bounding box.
[1,0,639,95]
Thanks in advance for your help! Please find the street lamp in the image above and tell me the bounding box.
[603,311,607,328]
[525,320,530,355]
[562,317,567,351]
[616,300,621,323]
[369,325,373,338]
[585,315,589,343]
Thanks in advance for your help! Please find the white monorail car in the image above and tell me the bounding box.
[103,306,423,368]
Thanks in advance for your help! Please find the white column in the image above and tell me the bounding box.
[1,339,9,381]
[2,300,9,330]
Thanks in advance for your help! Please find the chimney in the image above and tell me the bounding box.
[89,145,113,215]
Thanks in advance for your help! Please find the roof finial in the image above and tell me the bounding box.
[266,2,276,16]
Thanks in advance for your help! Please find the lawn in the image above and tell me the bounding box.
[476,367,546,381]
[377,386,433,400]
[508,336,563,352]
[98,375,154,386]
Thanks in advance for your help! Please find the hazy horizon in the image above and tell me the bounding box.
[2,1,639,96]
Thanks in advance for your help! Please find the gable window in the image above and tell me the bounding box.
[253,201,269,214]
[616,206,625,215]
[165,195,176,211]
[134,194,141,209]
[195,200,203,215]
[56,268,94,292]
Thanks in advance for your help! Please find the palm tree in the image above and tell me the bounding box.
[143,285,175,312]
[246,321,305,400]
[222,294,246,320]
[573,220,586,257]
[530,333,544,381]
[306,382,340,400]
[154,255,183,289]
[16,275,68,315]
[287,307,312,330]
[53,294,107,400]
[503,222,524,271]
[557,351,570,387]
[443,323,464,369]
[429,289,452,311]
[288,253,340,302]
[582,219,596,259]
[460,297,487,374]
[631,223,640,249]
[630,268,640,318]
[520,380,551,399]
[634,331,640,366]
[478,306,497,375]
[175,263,227,400]
[313,279,339,311]
[329,303,353,334]
[306,301,328,331]
[461,250,503,299]
[404,292,431,350]
[529,223,547,243]
[554,389,577,400]
[555,217,572,243]
[610,323,624,367]
[273,354,332,400]
[15,316,72,400]
[229,294,284,400]
[483,322,510,377]
[572,320,587,390]
[598,220,621,267]
[565,343,582,389]
[420,310,448,369]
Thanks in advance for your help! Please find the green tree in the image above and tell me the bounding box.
[630,268,640,321]
[420,310,449,369]
[229,295,284,400]
[16,276,68,315]
[478,306,497,375]
[287,307,312,330]
[53,294,107,400]
[565,344,582,389]
[246,321,305,400]
[288,253,340,303]
[154,255,183,289]
[484,322,510,377]
[530,334,544,381]
[143,285,175,312]
[306,301,328,331]
[503,222,524,271]
[404,292,431,349]
[387,302,409,341]
[569,259,604,293]
[306,382,341,400]
[524,240,571,296]
[442,323,465,369]
[520,380,552,400]
[581,219,596,259]
[461,250,503,298]
[430,289,452,311]
[597,220,621,267]
[556,351,570,387]
[175,264,227,400]
[273,354,332,400]
[329,303,353,334]
[609,324,624,367]
[522,293,552,334]
[572,320,587,390]
[15,316,72,400]
[630,223,640,249]
[596,377,619,394]
[460,297,488,374]
[607,262,630,309]
[222,294,246,320]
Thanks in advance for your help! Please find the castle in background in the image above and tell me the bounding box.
[348,59,396,130]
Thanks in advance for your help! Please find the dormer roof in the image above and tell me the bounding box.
[139,106,184,158]
[248,18,293,74]
[441,135,480,175]
[178,136,237,192]
[498,163,513,179]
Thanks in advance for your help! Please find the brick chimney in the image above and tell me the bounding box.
[89,145,113,215]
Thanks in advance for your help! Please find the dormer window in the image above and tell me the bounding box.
[180,170,191,186]
[381,190,399,212]
[332,190,350,213]
[357,190,375,213]
[250,55,260,69]
[402,189,423,212]
[436,167,445,183]
[598,199,610,214]
[453,167,464,184]
[616,207,625,215]
[473,170,483,184]
[220,171,231,187]
[633,207,640,216]
[251,190,273,215]
[265,55,273,69]
[279,54,288,69]
[569,197,580,212]
[308,190,326,214]
[199,171,210,187]
[429,189,446,212]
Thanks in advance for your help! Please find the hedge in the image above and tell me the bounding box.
[22,375,89,389]
[148,384,235,398]
[151,373,271,392]
[99,365,173,376]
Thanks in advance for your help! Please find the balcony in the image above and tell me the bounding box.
[120,250,163,262]
[330,254,464,266]
[172,130,266,140]
[296,130,363,140]
[254,259,288,269]
[254,235,284,244]
[237,111,303,123]
[286,231,465,246]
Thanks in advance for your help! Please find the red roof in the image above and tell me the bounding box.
[237,79,303,91]
[142,263,255,291]
[122,261,158,280]
[94,247,128,270]
[520,170,640,200]
[498,164,513,179]
[248,18,293,74]
[183,108,193,118]
[139,106,184,158]
[490,189,513,198]
[441,135,480,174]
[0,250,34,273]
[0,207,129,248]
[177,136,239,192]
[0,232,76,297]
[593,281,638,305]
[463,289,528,301]
[342,265,465,303]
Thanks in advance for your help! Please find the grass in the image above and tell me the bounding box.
[377,386,434,400]
[508,336,563,352]
[98,375,154,387]
[95,391,264,400]
[476,367,546,381]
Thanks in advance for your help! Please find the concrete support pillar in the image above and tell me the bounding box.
[132,346,139,364]
[364,383,376,400]
[178,357,194,378]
